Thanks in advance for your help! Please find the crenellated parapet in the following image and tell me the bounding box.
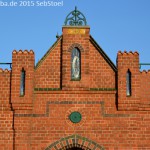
[0,66,13,149]
[117,50,139,71]
[12,49,35,70]
[11,49,35,111]
[140,69,150,108]
[0,68,11,111]
[12,49,34,54]
[140,70,150,74]
[117,50,139,55]
[117,50,140,111]
[0,68,11,73]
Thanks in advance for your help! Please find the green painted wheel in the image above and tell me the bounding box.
[69,112,82,123]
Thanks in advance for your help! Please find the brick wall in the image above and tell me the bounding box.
[11,50,34,106]
[11,50,34,149]
[62,27,90,90]
[1,25,150,150]
[117,51,140,110]
[0,69,11,111]
[31,91,117,150]
[89,41,116,89]
[139,70,150,110]
[0,69,13,149]
[35,38,61,89]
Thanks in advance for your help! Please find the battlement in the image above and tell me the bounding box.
[117,50,139,70]
[140,70,150,74]
[11,49,35,107]
[0,67,11,111]
[0,68,11,73]
[12,49,34,55]
[140,69,150,107]
[117,50,139,56]
[117,50,140,111]
[12,49,35,69]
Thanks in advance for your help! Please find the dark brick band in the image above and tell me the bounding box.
[90,88,116,91]
[15,101,134,118]
[34,88,61,91]
[34,88,116,91]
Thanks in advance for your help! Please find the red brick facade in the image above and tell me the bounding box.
[0,9,150,150]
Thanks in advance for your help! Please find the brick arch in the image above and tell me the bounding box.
[68,43,84,52]
[45,135,105,150]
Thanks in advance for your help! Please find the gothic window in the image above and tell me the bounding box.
[126,69,131,96]
[71,48,81,80]
[20,68,25,96]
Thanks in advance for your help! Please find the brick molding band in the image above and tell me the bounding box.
[14,101,134,118]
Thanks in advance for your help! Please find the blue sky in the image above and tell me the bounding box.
[0,0,150,70]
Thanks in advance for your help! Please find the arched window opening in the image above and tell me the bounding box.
[20,68,25,96]
[71,48,81,80]
[126,69,131,96]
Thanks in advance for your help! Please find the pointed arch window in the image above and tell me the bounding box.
[20,68,25,96]
[71,48,81,80]
[126,69,131,96]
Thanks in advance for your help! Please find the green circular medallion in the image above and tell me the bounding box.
[69,111,82,123]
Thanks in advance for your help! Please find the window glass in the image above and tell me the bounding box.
[20,68,25,96]
[71,48,80,80]
[126,69,131,96]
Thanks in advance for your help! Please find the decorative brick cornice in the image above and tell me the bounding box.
[45,134,105,150]
[68,43,84,52]
[14,101,134,118]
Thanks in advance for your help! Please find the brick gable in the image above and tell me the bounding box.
[0,9,150,150]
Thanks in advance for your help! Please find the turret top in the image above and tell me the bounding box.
[64,7,87,26]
